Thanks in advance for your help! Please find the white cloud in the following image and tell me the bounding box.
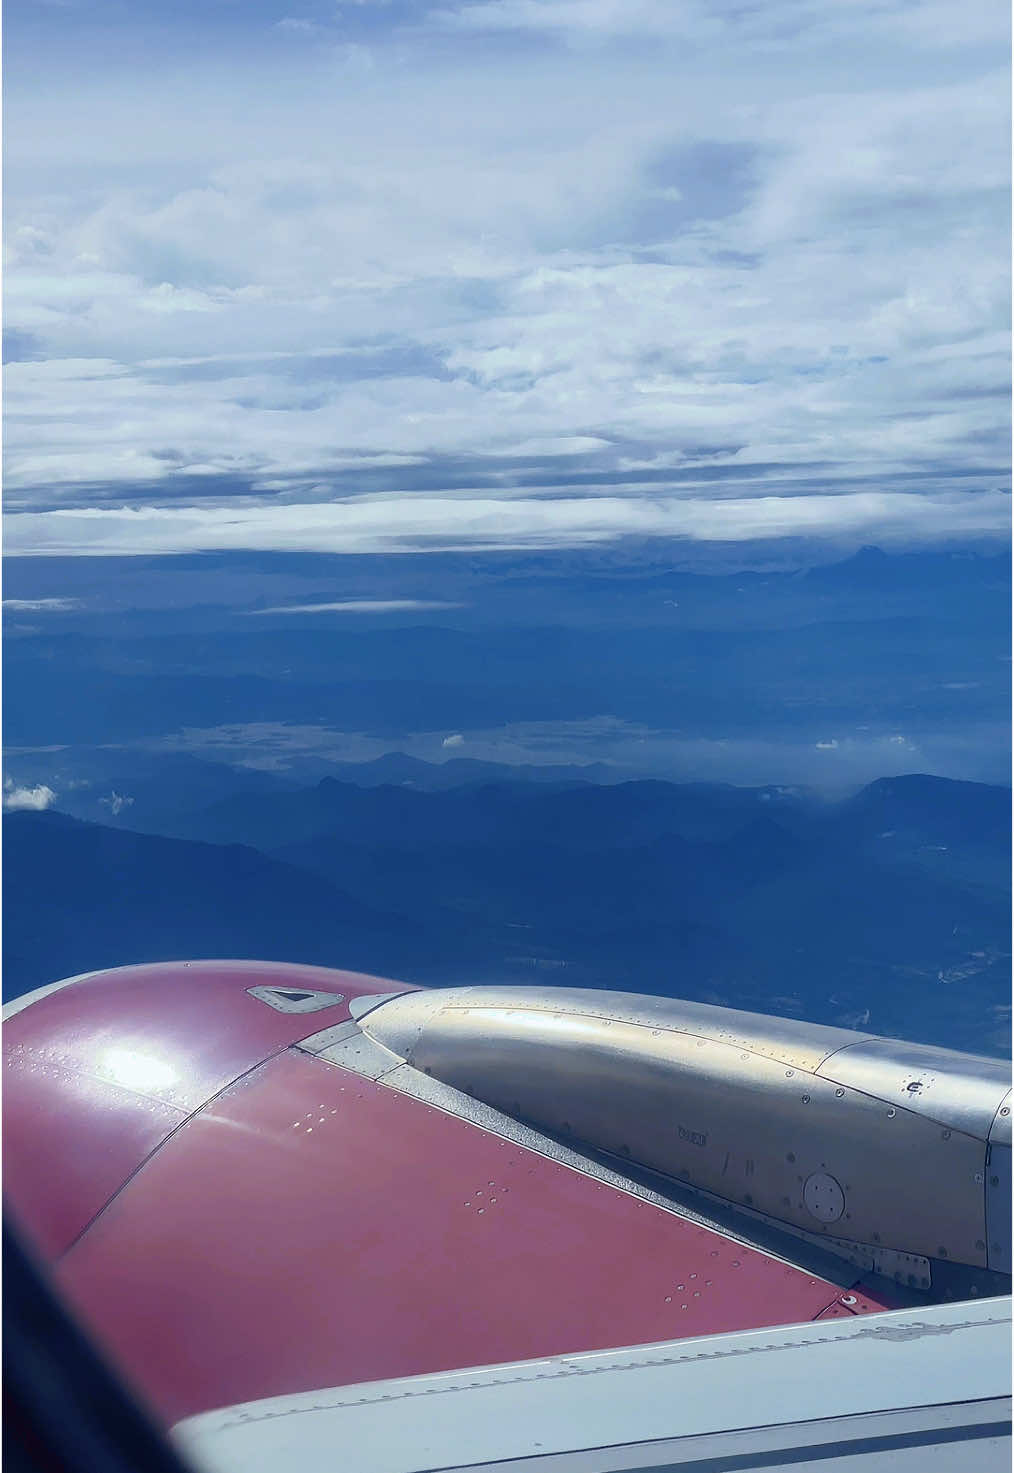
[3,779,57,811]
[4,488,1008,557]
[2,0,1008,553]
[815,739,839,750]
[2,597,81,611]
[100,791,135,815]
[442,733,466,747]
[244,600,464,614]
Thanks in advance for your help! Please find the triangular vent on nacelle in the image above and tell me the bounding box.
[246,985,346,1014]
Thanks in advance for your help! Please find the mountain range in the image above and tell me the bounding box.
[5,769,1009,1057]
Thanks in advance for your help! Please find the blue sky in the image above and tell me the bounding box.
[4,0,1010,557]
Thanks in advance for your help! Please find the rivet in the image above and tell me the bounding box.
[938,1247,948,1259]
[976,1239,985,1250]
[785,1069,794,1077]
[787,1152,796,1163]
[942,1130,951,1140]
[835,1088,845,1098]
[887,1108,896,1118]
[991,1176,1000,1187]
[841,1295,857,1306]
[801,1095,810,1104]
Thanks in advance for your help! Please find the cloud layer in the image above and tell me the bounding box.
[4,0,1009,556]
[3,779,57,812]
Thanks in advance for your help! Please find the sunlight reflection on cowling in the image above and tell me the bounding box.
[100,1047,177,1094]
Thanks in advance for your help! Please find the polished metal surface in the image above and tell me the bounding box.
[816,1037,1011,1140]
[359,987,1013,1274]
[986,1093,1012,1274]
[360,987,869,1074]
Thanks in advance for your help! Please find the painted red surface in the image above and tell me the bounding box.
[4,962,895,1432]
[53,1049,890,1427]
[3,961,414,1255]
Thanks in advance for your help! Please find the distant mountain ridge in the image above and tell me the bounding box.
[5,771,1009,1057]
[140,770,820,852]
[314,751,625,789]
[2,810,441,997]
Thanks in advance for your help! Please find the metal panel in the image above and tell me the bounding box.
[305,1031,403,1082]
[295,1019,364,1053]
[986,1092,1012,1275]
[421,1404,1012,1473]
[362,986,867,1073]
[361,988,1006,1270]
[989,1091,1013,1147]
[246,986,346,1015]
[173,1298,1012,1473]
[817,1037,1011,1139]
[349,992,412,1023]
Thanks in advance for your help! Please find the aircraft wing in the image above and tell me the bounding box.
[3,960,1011,1471]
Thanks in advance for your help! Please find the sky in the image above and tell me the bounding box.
[4,0,1011,559]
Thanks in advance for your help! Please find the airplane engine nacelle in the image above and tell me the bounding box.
[350,986,1012,1282]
